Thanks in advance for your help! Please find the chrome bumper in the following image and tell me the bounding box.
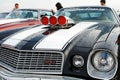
[0,75,84,80]
[0,76,84,80]
[0,67,84,80]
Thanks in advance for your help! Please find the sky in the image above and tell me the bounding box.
[0,0,120,12]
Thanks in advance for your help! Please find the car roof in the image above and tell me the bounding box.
[16,8,51,11]
[59,6,113,10]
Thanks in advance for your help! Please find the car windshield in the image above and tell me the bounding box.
[6,9,38,19]
[55,7,118,23]
[0,13,9,19]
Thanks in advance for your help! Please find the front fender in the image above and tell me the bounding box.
[87,26,120,79]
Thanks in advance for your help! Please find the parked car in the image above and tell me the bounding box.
[6,9,52,19]
[0,9,52,31]
[0,12,9,19]
[0,6,120,80]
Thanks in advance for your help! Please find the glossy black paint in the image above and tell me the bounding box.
[0,6,120,80]
[62,23,120,79]
[0,21,120,80]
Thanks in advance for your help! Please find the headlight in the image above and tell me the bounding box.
[73,55,84,67]
[92,51,115,72]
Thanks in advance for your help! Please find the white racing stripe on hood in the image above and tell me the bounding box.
[0,19,27,25]
[35,22,98,50]
[2,25,48,47]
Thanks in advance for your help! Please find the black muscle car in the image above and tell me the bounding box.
[0,6,120,80]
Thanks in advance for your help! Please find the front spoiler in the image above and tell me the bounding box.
[0,67,84,80]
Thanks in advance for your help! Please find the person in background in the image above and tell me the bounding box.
[13,3,19,11]
[55,2,63,10]
[51,2,63,15]
[100,0,106,6]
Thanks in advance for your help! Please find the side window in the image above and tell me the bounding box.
[32,11,38,19]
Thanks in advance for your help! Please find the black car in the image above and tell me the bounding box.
[0,6,120,80]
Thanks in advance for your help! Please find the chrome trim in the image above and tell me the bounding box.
[0,47,64,75]
[0,66,84,80]
[87,49,118,79]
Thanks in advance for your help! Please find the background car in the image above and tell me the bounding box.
[0,6,120,80]
[0,12,9,19]
[6,9,52,19]
[0,9,52,32]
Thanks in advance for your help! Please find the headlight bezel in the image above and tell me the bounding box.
[87,49,118,79]
[91,50,116,72]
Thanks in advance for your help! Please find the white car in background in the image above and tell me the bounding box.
[0,9,52,32]
[0,9,52,25]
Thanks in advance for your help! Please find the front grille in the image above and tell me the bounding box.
[0,47,63,74]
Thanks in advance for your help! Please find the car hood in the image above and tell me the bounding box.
[71,22,116,48]
[0,18,27,25]
[1,22,115,50]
